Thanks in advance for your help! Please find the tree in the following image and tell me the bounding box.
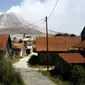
[55,33,63,36]
[70,34,76,37]
[63,33,69,36]
[55,33,70,37]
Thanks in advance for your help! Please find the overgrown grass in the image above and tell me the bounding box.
[28,63,39,68]
[38,70,71,85]
[0,57,25,85]
[8,56,22,64]
[28,63,54,68]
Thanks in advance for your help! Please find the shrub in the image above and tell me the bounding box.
[55,33,63,36]
[0,58,24,85]
[71,65,85,85]
[27,55,38,65]
[70,34,76,37]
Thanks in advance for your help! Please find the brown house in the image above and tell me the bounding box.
[72,40,85,58]
[35,36,81,65]
[73,40,85,49]
[55,53,85,73]
[0,34,12,58]
[12,43,25,57]
[22,36,33,54]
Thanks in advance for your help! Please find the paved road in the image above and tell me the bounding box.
[13,55,56,85]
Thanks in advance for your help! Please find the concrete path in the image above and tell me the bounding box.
[13,54,56,85]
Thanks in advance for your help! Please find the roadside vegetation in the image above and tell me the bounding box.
[7,56,23,64]
[27,55,54,69]
[38,70,71,85]
[8,56,23,64]
[27,54,39,68]
[0,56,25,85]
[28,54,85,85]
[38,65,85,85]
[27,55,38,65]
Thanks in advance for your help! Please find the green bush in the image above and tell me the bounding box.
[27,55,38,65]
[38,70,71,85]
[8,56,21,64]
[0,58,24,85]
[71,65,85,85]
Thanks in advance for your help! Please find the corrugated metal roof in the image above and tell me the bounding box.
[0,34,9,50]
[73,40,85,49]
[35,36,81,51]
[59,53,85,63]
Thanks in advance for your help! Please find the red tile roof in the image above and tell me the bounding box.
[73,40,85,49]
[13,43,24,49]
[0,34,9,50]
[36,36,81,51]
[59,53,85,63]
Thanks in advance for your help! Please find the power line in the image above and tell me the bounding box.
[40,19,46,24]
[27,18,45,27]
[23,0,59,27]
[22,0,59,28]
[48,0,59,19]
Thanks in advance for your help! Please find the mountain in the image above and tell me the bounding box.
[0,12,42,35]
[48,30,64,35]
[0,12,61,36]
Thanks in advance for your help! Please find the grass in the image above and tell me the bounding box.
[28,64,54,69]
[28,63,54,71]
[0,57,25,85]
[38,70,72,85]
[28,64,39,68]
[8,56,23,64]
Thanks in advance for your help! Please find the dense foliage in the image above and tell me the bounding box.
[38,65,85,85]
[55,33,76,37]
[27,55,38,65]
[71,65,85,85]
[0,58,24,85]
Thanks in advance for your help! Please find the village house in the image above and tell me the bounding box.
[55,53,85,73]
[72,27,85,57]
[72,37,85,59]
[12,43,25,57]
[53,27,85,73]
[0,34,12,58]
[22,36,33,54]
[35,36,81,65]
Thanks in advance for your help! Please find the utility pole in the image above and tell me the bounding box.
[45,16,49,71]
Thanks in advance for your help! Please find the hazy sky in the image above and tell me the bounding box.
[0,0,85,35]
[0,0,22,12]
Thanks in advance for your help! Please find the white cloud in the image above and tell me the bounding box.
[0,12,4,15]
[7,6,21,13]
[6,0,85,35]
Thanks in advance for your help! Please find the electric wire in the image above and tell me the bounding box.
[48,0,59,19]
